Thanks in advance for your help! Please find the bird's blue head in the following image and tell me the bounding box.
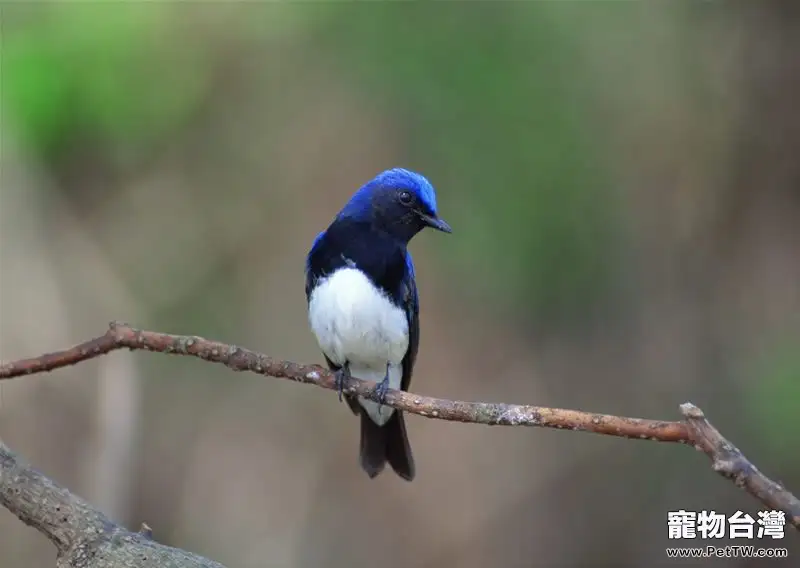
[337,168,452,243]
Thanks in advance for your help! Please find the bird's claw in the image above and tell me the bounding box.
[374,362,391,411]
[334,363,351,403]
[374,378,390,408]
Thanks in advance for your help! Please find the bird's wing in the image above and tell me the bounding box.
[304,231,326,302]
[305,230,342,377]
[400,250,420,392]
[306,229,350,412]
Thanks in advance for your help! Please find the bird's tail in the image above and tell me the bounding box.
[359,409,415,481]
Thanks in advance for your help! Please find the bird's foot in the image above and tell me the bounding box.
[374,362,391,414]
[334,362,351,403]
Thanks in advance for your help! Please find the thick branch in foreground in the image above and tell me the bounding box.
[0,442,226,568]
[0,321,797,568]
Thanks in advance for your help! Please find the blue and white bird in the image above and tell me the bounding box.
[305,168,451,481]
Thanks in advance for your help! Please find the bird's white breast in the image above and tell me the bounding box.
[308,267,408,425]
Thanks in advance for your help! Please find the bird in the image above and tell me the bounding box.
[305,167,451,481]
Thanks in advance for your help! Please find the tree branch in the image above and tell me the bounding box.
[0,441,227,568]
[0,320,797,568]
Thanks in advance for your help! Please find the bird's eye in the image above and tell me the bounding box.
[398,190,414,205]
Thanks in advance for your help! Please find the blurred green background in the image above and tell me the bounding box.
[1,2,799,567]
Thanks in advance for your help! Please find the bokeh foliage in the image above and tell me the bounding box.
[3,2,621,329]
[322,4,621,327]
[3,4,211,161]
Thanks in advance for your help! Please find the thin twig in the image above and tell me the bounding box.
[1,321,798,532]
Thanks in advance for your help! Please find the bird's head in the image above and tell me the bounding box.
[338,168,452,243]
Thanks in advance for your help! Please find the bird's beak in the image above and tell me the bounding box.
[419,213,452,234]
